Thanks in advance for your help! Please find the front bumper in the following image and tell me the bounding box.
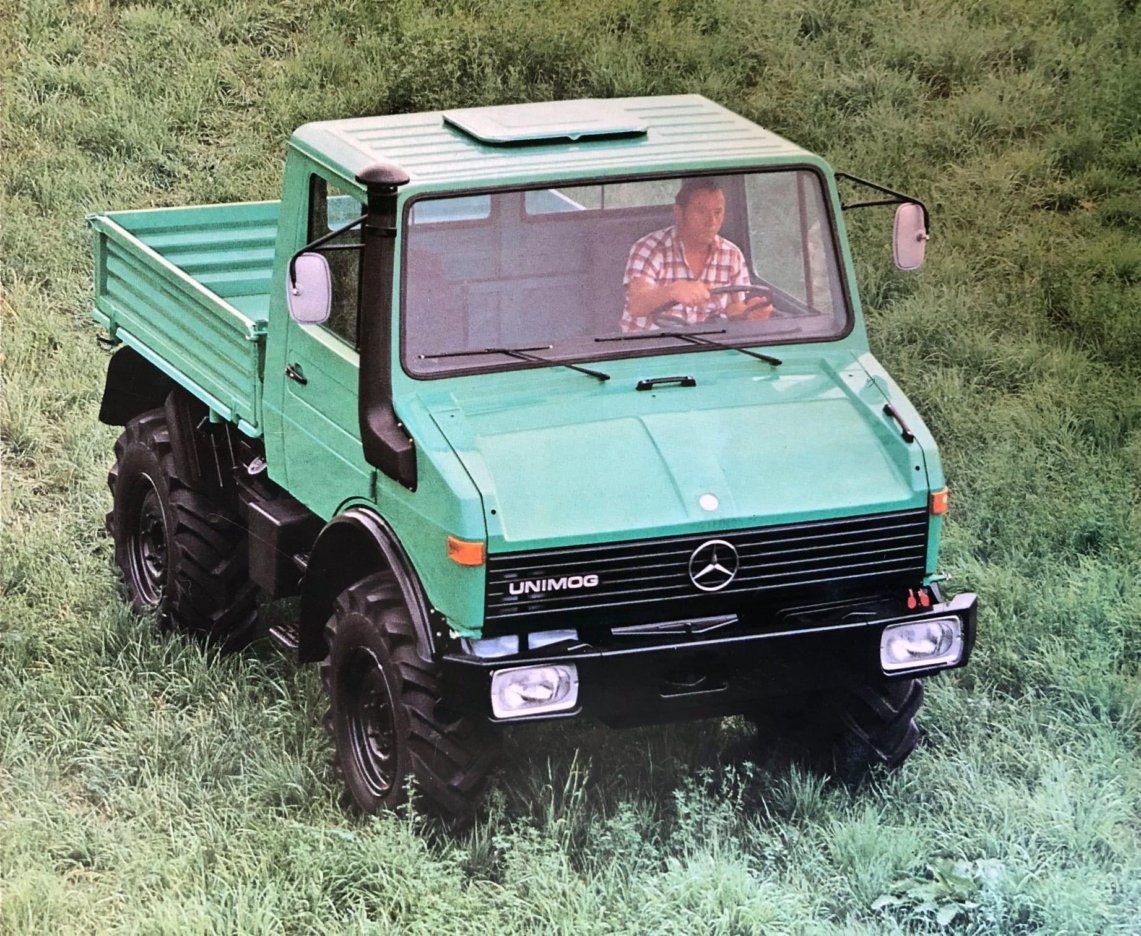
[442,592,977,727]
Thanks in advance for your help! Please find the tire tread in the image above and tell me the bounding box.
[107,407,259,650]
[321,571,498,824]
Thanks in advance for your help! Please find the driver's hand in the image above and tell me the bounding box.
[669,281,711,307]
[725,295,774,320]
[744,294,774,320]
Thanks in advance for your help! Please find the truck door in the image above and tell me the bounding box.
[278,175,372,517]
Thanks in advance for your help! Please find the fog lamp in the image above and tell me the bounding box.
[491,664,579,719]
[880,617,963,672]
[470,635,519,659]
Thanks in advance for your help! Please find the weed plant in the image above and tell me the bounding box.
[2,0,1138,933]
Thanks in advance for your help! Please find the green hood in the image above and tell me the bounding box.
[427,353,932,551]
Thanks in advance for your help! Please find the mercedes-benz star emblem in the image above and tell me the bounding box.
[687,539,740,592]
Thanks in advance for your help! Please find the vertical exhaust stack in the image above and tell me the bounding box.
[356,161,416,490]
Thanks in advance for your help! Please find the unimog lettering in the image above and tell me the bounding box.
[508,574,600,596]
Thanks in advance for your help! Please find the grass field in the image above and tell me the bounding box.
[1,0,1139,932]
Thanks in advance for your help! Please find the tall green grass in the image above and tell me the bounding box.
[2,0,1138,932]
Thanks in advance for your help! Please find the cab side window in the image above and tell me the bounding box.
[307,176,363,348]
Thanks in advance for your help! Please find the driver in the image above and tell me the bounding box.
[621,178,773,332]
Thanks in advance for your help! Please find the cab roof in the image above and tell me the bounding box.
[289,95,815,190]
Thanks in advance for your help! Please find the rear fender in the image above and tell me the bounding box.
[102,349,231,494]
[297,507,435,663]
[99,346,175,426]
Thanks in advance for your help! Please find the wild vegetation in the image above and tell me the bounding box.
[1,0,1138,932]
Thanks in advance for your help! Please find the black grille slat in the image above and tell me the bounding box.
[733,521,926,549]
[740,528,926,554]
[736,558,924,586]
[494,552,695,576]
[484,509,928,626]
[740,545,924,571]
[494,553,692,577]
[738,542,926,573]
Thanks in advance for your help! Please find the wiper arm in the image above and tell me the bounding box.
[420,345,610,382]
[596,329,782,367]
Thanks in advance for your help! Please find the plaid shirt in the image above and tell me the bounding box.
[621,225,751,331]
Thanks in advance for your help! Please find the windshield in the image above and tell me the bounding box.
[403,170,849,377]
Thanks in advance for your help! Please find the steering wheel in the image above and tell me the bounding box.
[707,284,772,300]
[649,284,778,329]
[711,284,792,321]
[650,308,691,328]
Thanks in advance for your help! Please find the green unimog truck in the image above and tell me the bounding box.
[89,95,976,821]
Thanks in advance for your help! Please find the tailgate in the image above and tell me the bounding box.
[89,201,278,436]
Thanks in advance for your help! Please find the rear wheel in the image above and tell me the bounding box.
[321,572,498,824]
[750,678,924,782]
[107,407,259,649]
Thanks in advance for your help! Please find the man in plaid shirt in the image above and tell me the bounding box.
[622,178,773,332]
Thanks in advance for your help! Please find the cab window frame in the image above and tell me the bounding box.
[399,165,854,380]
[306,174,365,350]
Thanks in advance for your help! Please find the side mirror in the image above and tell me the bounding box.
[893,203,928,271]
[286,252,332,324]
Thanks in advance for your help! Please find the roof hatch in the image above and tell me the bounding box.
[442,100,648,146]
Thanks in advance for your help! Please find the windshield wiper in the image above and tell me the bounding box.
[420,345,610,381]
[596,328,782,367]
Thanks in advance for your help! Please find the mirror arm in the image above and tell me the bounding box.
[835,172,931,235]
[287,211,369,290]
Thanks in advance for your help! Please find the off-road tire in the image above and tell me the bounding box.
[107,407,259,650]
[750,678,924,783]
[830,678,924,779]
[320,572,498,825]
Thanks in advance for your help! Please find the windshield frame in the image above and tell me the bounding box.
[398,165,855,380]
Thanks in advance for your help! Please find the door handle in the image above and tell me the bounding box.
[285,362,308,385]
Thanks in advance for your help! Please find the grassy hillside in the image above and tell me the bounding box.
[1,0,1138,932]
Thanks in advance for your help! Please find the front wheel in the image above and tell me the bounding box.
[321,572,498,824]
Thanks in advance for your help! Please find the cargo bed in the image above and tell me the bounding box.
[89,201,279,435]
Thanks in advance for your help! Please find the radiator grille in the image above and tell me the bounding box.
[485,509,928,629]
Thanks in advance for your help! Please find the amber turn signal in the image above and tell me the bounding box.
[447,535,486,566]
[930,487,949,515]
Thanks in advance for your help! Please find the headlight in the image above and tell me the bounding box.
[491,664,579,719]
[880,617,963,672]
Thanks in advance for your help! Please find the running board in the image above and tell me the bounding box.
[268,620,301,652]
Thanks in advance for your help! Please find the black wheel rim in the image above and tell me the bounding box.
[343,647,398,799]
[127,476,167,607]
